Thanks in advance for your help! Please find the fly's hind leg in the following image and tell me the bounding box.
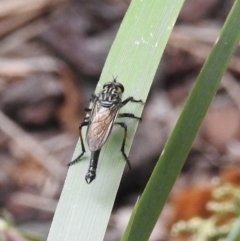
[114,122,131,170]
[68,121,89,167]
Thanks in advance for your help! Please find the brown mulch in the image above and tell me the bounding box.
[0,0,240,240]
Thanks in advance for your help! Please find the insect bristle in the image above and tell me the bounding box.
[112,74,118,83]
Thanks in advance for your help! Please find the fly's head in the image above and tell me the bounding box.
[99,79,124,108]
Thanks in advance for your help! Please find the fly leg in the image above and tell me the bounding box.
[121,97,144,107]
[83,92,97,119]
[85,149,101,184]
[83,108,92,121]
[84,107,92,112]
[114,122,131,170]
[68,121,89,166]
[118,113,141,121]
[91,93,98,101]
[117,102,143,169]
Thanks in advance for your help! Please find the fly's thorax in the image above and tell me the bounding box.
[98,85,122,108]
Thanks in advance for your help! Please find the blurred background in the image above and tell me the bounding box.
[0,0,240,240]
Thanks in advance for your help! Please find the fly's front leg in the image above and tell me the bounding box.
[91,93,98,101]
[84,94,97,119]
[84,107,92,112]
[87,93,98,103]
[118,113,142,121]
[114,122,131,170]
[83,108,92,121]
[68,121,89,167]
[121,97,144,107]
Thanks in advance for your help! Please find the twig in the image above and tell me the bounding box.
[0,56,61,78]
[169,24,240,73]
[0,10,44,38]
[10,192,57,212]
[0,111,66,181]
[0,0,66,18]
[0,20,48,55]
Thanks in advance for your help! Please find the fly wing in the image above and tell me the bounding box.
[86,101,118,151]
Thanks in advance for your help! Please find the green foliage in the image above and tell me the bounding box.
[47,0,185,240]
[47,0,240,240]
[122,0,240,240]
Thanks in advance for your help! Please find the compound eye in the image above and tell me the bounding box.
[103,82,112,89]
[103,80,124,93]
[115,83,124,93]
[119,85,124,93]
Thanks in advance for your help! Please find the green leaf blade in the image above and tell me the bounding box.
[122,0,240,240]
[47,0,185,240]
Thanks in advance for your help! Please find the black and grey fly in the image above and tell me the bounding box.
[68,78,143,184]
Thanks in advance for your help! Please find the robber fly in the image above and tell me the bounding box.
[68,78,143,184]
